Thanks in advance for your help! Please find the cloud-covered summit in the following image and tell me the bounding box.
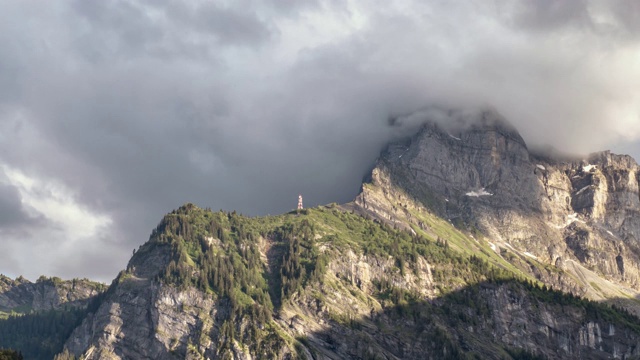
[0,0,639,281]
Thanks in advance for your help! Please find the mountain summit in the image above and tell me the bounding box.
[4,108,640,359]
[356,108,640,304]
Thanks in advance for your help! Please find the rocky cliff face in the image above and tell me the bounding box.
[356,108,640,311]
[283,279,640,360]
[64,208,295,360]
[65,243,224,359]
[0,275,106,313]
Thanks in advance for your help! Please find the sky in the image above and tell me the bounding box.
[1,0,639,282]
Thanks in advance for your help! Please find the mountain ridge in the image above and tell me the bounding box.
[0,275,106,315]
[60,203,640,359]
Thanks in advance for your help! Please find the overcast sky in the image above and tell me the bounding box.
[1,0,639,282]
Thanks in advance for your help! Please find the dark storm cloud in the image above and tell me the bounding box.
[0,181,41,230]
[71,0,273,63]
[0,168,51,277]
[512,0,592,31]
[173,3,272,46]
[510,0,640,42]
[0,0,639,282]
[608,1,640,37]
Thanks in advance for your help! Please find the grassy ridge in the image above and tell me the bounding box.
[2,201,638,359]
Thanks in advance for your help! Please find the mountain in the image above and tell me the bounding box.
[0,275,106,314]
[0,276,106,359]
[4,108,640,359]
[355,109,640,310]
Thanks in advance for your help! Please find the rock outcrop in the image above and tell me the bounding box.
[0,275,106,313]
[65,246,224,359]
[356,108,640,310]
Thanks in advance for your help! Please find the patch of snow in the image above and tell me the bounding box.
[523,252,538,259]
[565,213,586,226]
[572,175,581,179]
[583,164,596,172]
[448,133,461,141]
[536,164,546,171]
[575,186,590,196]
[445,198,449,202]
[504,243,516,251]
[398,147,410,159]
[607,230,614,237]
[488,242,497,252]
[466,188,493,197]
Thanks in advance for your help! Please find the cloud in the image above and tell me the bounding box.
[0,176,43,230]
[70,0,273,64]
[0,165,119,281]
[0,0,639,281]
[511,0,592,32]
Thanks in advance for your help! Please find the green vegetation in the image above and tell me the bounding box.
[151,205,640,320]
[306,206,524,294]
[0,349,22,360]
[151,204,526,309]
[504,347,546,360]
[53,349,76,360]
[151,205,305,357]
[36,275,63,285]
[31,202,639,359]
[273,220,326,306]
[0,275,107,360]
[525,281,640,333]
[0,308,86,360]
[346,277,640,359]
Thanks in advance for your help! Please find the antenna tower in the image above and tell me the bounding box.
[297,194,303,210]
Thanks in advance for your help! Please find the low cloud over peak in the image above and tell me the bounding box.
[0,0,639,281]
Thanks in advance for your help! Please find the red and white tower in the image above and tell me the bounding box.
[297,194,303,210]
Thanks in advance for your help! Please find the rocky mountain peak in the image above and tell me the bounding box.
[357,108,640,314]
[380,108,537,217]
[587,150,639,170]
[414,107,526,147]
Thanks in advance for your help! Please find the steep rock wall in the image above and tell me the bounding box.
[358,109,640,304]
[0,275,105,312]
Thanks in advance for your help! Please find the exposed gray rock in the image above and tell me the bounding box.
[0,274,105,312]
[358,108,640,308]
